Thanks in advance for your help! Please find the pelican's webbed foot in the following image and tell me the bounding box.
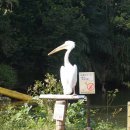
[72,89,77,96]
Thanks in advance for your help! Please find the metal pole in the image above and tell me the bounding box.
[86,95,91,130]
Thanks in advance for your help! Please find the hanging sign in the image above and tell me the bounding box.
[79,72,95,94]
[53,104,65,121]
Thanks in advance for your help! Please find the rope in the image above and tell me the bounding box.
[88,105,127,108]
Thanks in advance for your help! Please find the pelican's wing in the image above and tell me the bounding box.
[71,64,77,90]
[60,66,67,88]
[60,66,70,94]
[60,65,77,94]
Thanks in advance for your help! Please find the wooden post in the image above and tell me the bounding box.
[56,120,65,130]
[55,100,67,130]
[128,102,130,130]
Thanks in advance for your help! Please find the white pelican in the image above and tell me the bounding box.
[48,40,77,95]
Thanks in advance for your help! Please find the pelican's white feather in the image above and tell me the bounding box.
[60,64,77,94]
[48,40,77,95]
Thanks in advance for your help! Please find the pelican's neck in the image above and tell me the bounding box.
[64,49,71,66]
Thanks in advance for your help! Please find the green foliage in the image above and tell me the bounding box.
[0,95,126,130]
[106,89,119,120]
[95,119,125,130]
[123,81,130,88]
[0,0,130,89]
[0,64,17,87]
[43,73,63,94]
[0,0,19,14]
[0,101,55,130]
[28,73,62,96]
[0,73,125,130]
[95,120,114,130]
[67,99,87,129]
[107,89,119,106]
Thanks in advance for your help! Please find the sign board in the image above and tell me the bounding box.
[79,72,95,94]
[53,104,65,121]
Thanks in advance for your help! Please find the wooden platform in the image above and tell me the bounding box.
[39,94,86,100]
[0,87,32,101]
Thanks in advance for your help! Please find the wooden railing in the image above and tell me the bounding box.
[0,87,32,101]
[128,102,130,130]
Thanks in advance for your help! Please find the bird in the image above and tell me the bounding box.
[48,40,77,95]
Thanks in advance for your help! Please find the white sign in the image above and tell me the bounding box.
[53,104,65,121]
[79,72,95,94]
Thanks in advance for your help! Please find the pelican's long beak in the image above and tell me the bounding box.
[48,43,67,55]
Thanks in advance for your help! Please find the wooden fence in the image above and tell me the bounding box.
[128,102,130,130]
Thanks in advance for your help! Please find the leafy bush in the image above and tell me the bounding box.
[28,73,63,96]
[95,120,114,130]
[0,100,55,130]
[66,99,87,129]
